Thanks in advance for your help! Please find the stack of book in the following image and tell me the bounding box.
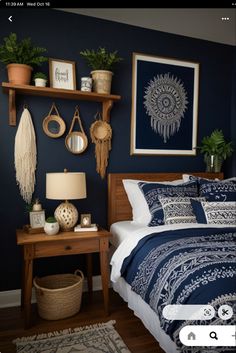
[74,224,98,232]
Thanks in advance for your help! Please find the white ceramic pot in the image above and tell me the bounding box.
[44,221,59,235]
[34,78,47,87]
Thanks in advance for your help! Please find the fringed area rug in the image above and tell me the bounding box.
[13,320,131,353]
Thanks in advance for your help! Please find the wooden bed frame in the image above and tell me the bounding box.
[107,172,223,227]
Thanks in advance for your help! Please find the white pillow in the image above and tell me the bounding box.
[182,174,219,182]
[182,174,236,183]
[122,178,183,225]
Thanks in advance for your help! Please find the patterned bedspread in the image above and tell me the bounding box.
[120,227,236,353]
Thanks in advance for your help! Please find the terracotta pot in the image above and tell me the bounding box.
[7,63,33,85]
[91,70,113,94]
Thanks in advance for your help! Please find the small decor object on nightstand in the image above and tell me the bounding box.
[30,209,45,229]
[44,216,59,235]
[74,223,98,232]
[80,213,91,228]
[32,198,42,211]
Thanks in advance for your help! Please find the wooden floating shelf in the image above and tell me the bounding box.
[2,82,121,126]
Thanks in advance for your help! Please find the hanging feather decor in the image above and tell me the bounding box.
[14,107,37,204]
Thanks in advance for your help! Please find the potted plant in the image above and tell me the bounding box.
[33,72,47,87]
[0,32,47,85]
[80,47,123,94]
[198,129,234,172]
[44,216,59,235]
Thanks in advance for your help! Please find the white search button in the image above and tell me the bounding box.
[209,331,218,340]
[179,325,236,346]
[163,305,215,320]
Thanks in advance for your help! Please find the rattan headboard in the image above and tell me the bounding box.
[107,172,223,227]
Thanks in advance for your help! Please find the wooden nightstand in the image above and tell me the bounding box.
[16,227,111,329]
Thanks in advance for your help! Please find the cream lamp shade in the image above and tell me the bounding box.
[46,170,86,231]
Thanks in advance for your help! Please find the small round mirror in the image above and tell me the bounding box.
[43,114,66,138]
[65,132,88,154]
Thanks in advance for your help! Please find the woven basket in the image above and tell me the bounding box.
[33,270,84,320]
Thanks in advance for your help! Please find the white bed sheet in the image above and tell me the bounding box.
[110,221,144,248]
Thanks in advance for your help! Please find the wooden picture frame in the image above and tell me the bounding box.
[131,52,199,156]
[49,58,76,90]
[29,210,45,229]
[80,214,91,228]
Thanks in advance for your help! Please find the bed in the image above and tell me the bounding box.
[108,172,236,353]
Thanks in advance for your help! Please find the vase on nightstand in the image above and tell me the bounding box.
[44,217,59,235]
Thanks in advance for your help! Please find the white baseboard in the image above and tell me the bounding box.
[0,275,103,308]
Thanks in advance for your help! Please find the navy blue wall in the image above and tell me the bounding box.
[230,47,236,176]
[0,9,234,291]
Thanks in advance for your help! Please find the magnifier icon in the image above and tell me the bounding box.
[209,331,218,340]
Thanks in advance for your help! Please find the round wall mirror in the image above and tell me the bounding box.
[65,131,88,154]
[43,114,66,138]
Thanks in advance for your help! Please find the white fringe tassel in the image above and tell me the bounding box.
[14,108,37,204]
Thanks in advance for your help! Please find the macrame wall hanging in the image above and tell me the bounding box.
[14,106,37,204]
[90,113,112,179]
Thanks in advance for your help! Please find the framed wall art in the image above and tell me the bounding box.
[49,58,76,90]
[130,53,199,155]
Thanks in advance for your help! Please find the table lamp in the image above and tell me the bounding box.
[46,169,86,231]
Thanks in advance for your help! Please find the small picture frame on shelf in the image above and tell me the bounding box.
[80,214,91,228]
[49,58,76,90]
[29,210,45,229]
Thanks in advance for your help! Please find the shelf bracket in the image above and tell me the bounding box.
[102,100,114,122]
[9,89,16,126]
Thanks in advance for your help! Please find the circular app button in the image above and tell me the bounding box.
[218,305,233,320]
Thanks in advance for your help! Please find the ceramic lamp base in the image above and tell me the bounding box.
[54,201,78,231]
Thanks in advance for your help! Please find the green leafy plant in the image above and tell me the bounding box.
[25,201,33,213]
[33,72,47,80]
[198,129,234,172]
[80,47,123,71]
[0,32,47,66]
[46,216,57,223]
[25,197,40,213]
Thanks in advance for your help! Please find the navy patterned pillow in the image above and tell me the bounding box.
[159,196,205,225]
[191,199,236,225]
[138,181,198,226]
[199,180,236,201]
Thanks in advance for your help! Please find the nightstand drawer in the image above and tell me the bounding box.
[34,238,99,258]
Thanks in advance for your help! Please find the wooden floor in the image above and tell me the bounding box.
[0,289,165,353]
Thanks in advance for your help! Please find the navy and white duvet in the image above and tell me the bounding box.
[110,224,236,353]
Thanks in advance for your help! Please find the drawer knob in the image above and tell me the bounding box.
[65,245,72,251]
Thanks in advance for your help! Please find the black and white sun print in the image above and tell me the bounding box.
[144,73,188,143]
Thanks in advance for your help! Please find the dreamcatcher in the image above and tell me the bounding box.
[90,113,112,179]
